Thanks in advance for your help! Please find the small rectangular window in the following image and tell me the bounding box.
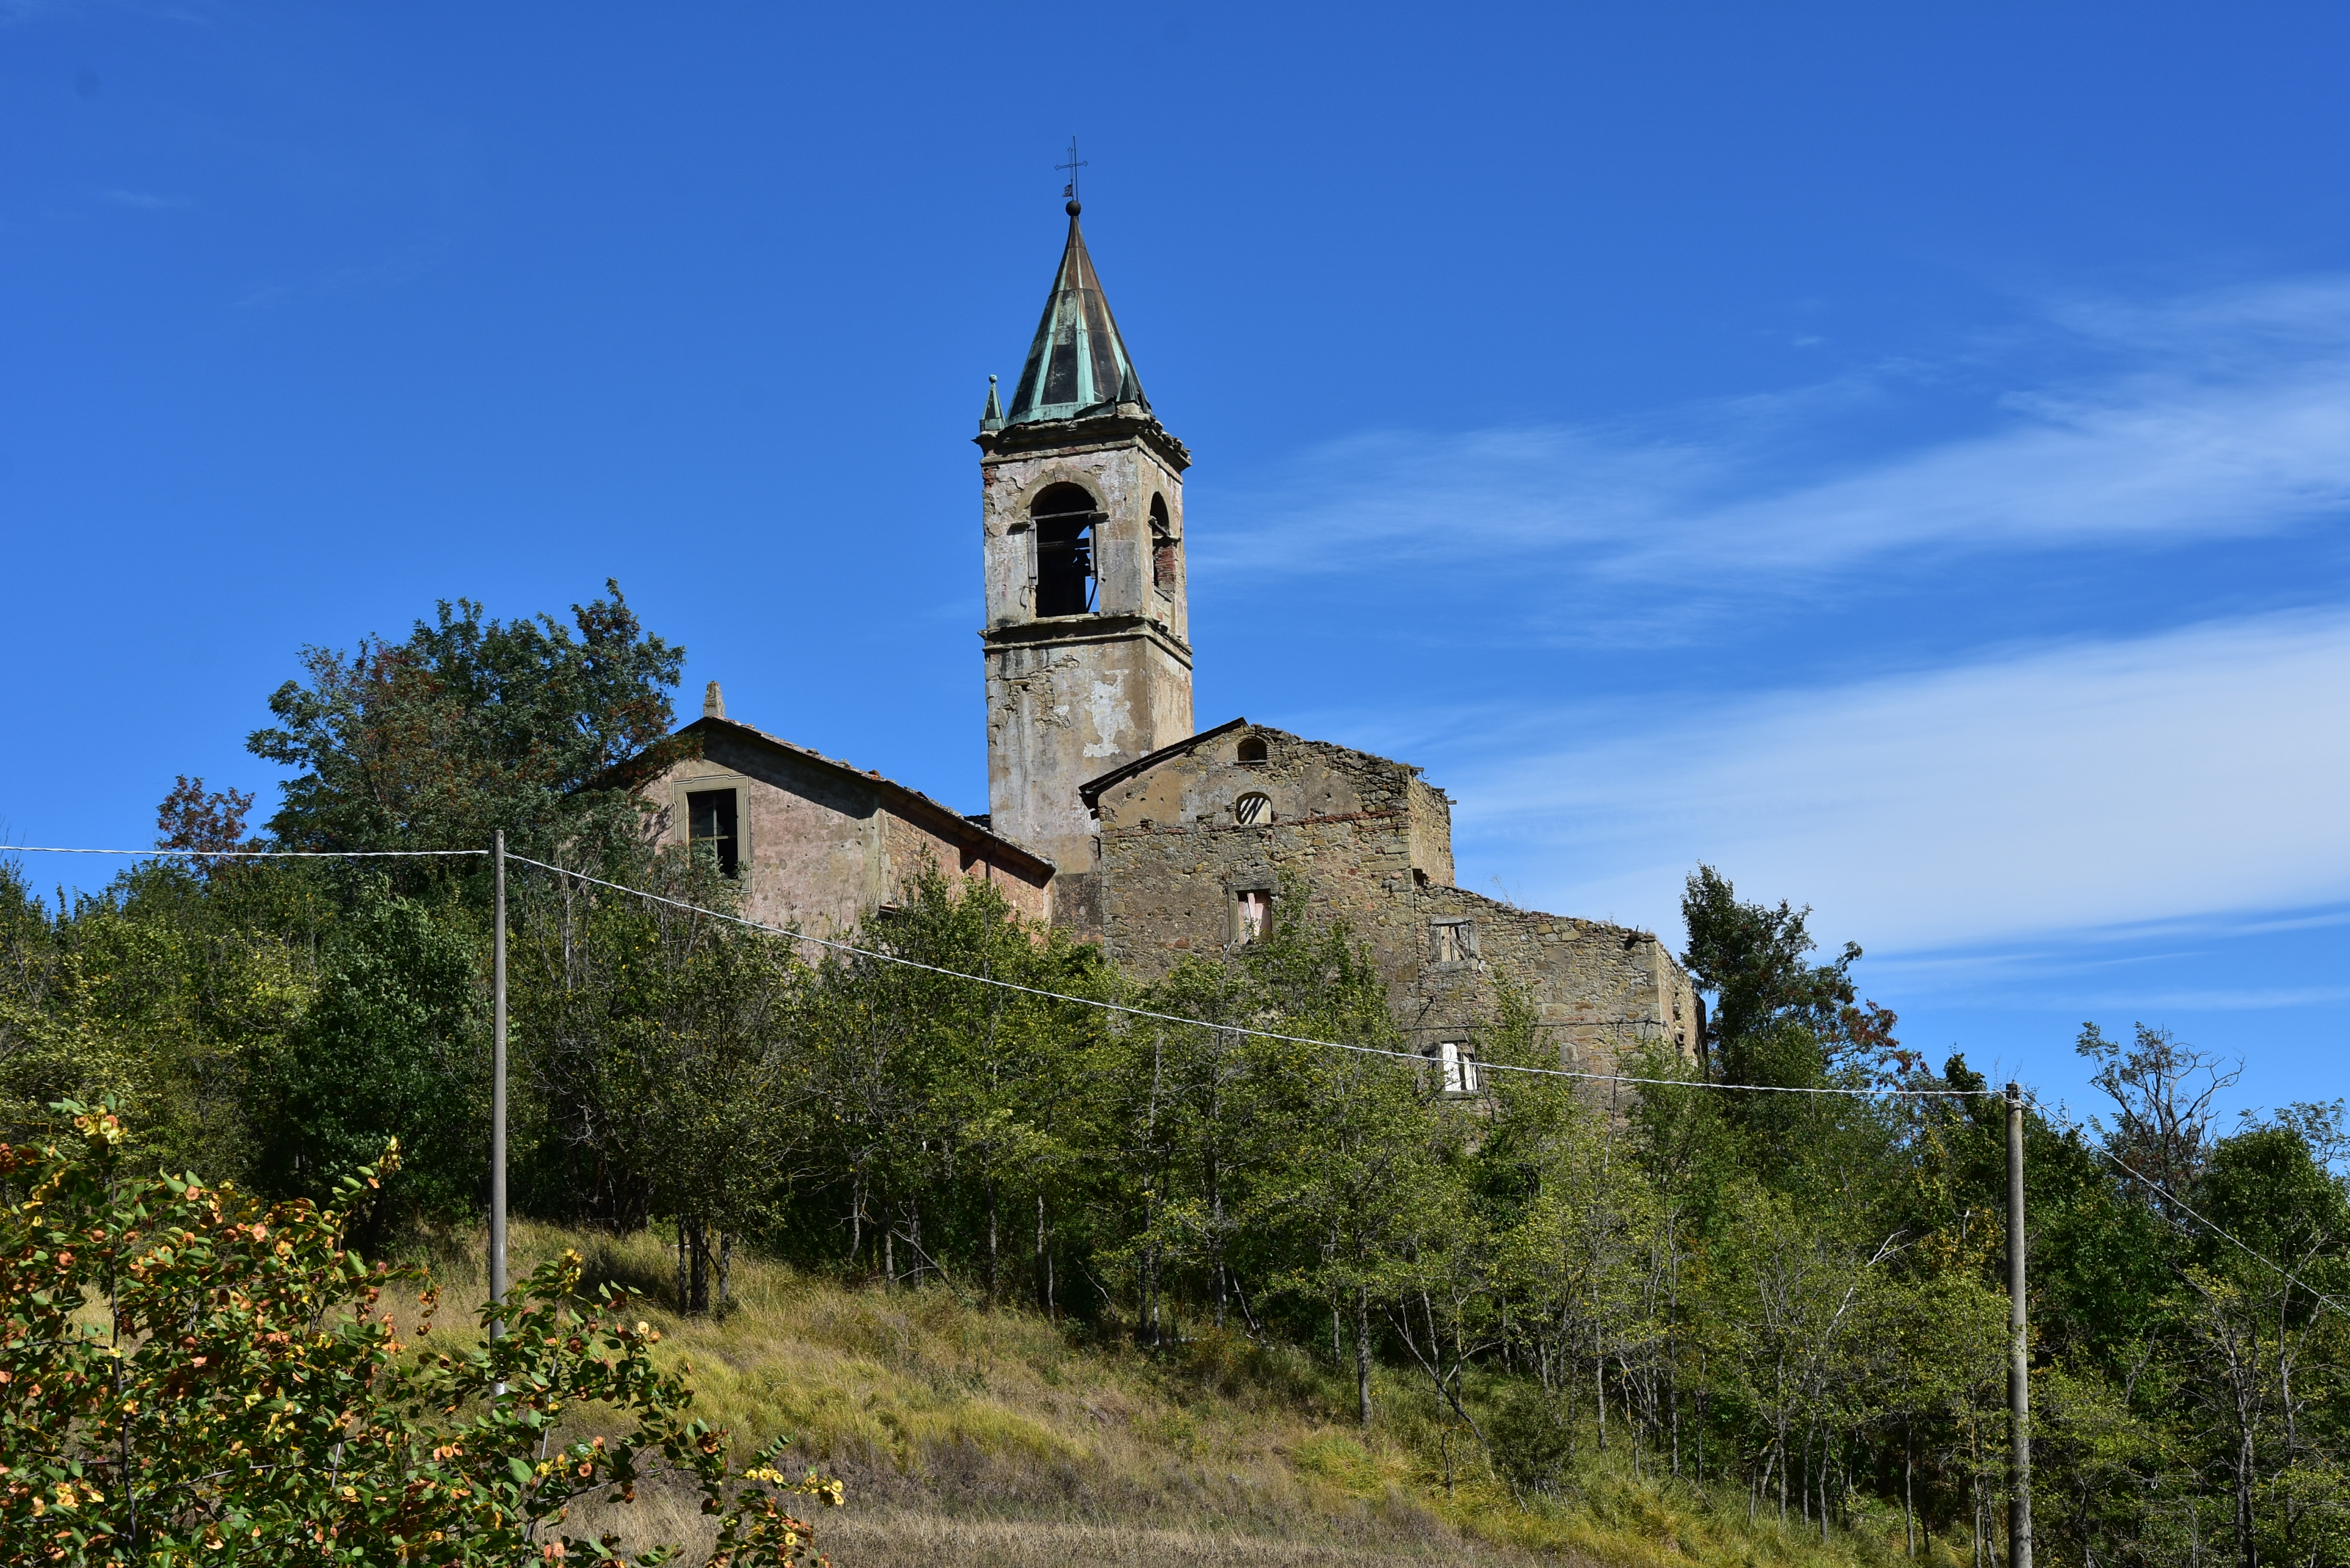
[687,788,740,878]
[1431,919,1474,964]
[1436,1042,1480,1096]
[1235,888,1271,944]
[1150,495,1178,594]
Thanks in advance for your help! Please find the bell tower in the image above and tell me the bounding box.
[978,199,1194,932]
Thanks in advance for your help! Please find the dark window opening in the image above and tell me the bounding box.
[1150,494,1178,593]
[1031,483,1100,617]
[687,789,740,878]
[1236,735,1268,764]
[1234,792,1272,825]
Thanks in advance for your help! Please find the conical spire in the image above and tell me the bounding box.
[1004,202,1149,426]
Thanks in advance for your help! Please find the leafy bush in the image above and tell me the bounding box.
[0,1102,837,1565]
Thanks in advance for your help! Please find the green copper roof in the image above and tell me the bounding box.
[1003,202,1148,427]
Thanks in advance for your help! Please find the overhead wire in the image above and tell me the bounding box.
[2027,1093,2350,1323]
[39,844,2350,1316]
[0,839,1996,1100]
[505,851,1994,1101]
[2,846,486,858]
[26,845,2345,1320]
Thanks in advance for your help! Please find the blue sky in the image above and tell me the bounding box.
[3,3,2345,1120]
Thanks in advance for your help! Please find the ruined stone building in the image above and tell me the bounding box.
[630,200,1702,1081]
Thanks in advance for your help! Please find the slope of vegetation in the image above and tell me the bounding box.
[428,1219,1926,1568]
[8,584,2349,1567]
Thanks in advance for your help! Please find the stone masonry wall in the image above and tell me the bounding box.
[1094,725,1698,1079]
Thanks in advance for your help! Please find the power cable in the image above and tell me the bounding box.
[505,852,1993,1101]
[2029,1094,2350,1323]
[2,846,486,858]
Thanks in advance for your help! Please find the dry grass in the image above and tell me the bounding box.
[408,1223,1919,1568]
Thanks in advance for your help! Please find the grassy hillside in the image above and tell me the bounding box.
[420,1223,1954,1568]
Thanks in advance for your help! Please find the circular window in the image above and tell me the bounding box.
[1234,792,1272,826]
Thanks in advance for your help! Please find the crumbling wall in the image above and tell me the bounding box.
[1093,725,1699,1079]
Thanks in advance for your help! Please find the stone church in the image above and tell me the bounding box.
[634,201,1702,1083]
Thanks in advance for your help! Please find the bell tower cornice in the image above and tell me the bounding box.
[976,410,1192,474]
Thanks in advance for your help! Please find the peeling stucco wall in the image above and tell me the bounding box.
[978,421,1194,917]
[643,730,1053,937]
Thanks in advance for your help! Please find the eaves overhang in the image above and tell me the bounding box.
[1076,717,1252,813]
[616,716,1056,883]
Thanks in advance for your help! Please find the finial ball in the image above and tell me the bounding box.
[1065,199,1082,217]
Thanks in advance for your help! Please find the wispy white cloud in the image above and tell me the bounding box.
[1213,277,2350,593]
[2078,986,2350,1012]
[232,241,449,310]
[101,189,193,210]
[1442,607,2350,953]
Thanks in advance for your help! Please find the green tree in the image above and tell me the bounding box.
[246,582,685,869]
[516,851,808,1313]
[1679,864,1910,1091]
[250,886,483,1236]
[1242,907,1442,1425]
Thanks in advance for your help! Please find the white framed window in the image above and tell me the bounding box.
[1434,1041,1480,1095]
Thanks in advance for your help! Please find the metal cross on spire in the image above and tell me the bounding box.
[1057,136,1087,203]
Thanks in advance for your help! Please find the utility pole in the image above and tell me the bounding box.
[2007,1081,2032,1568]
[491,831,508,1350]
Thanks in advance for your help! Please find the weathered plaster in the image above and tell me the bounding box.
[977,413,1195,914]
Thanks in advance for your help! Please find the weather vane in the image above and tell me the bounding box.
[1057,136,1087,204]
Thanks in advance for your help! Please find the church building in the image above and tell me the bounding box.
[631,199,1703,1082]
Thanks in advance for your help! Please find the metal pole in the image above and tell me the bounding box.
[491,831,508,1345]
[2007,1081,2032,1568]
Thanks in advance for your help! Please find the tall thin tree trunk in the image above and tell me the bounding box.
[2237,1419,2257,1568]
[1819,1429,1829,1542]
[718,1231,732,1317]
[1211,1167,1227,1331]
[1905,1427,1916,1558]
[849,1175,863,1266]
[1668,1227,1681,1479]
[1356,1286,1373,1427]
[986,1177,999,1302]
